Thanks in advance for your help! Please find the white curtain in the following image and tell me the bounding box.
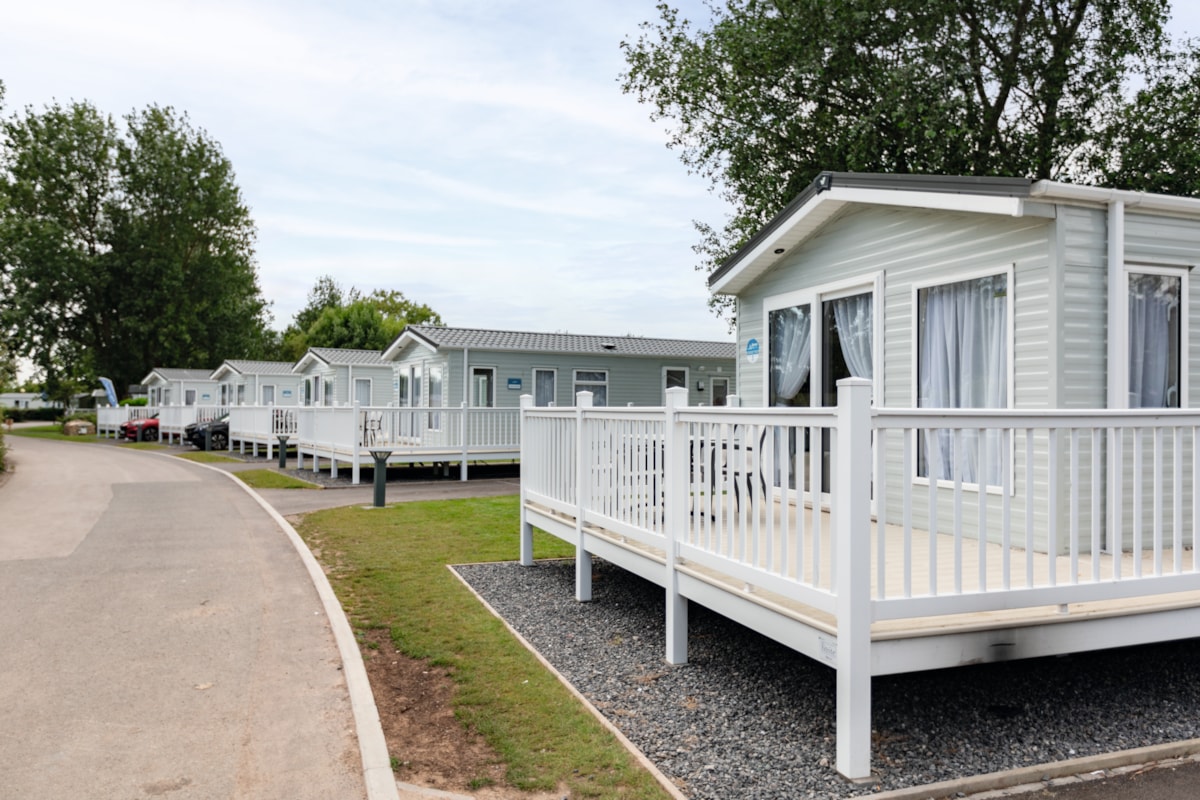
[833,293,873,379]
[770,304,812,404]
[1128,273,1180,408]
[919,275,1007,483]
[535,370,555,406]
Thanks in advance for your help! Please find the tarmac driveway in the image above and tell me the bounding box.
[0,435,369,799]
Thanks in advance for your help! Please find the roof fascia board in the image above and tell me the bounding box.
[709,186,1028,295]
[382,329,439,361]
[1031,180,1200,216]
[292,351,326,374]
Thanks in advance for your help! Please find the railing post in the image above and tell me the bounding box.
[352,401,361,485]
[575,390,594,602]
[460,401,469,481]
[835,377,873,781]
[663,386,689,665]
[519,395,534,566]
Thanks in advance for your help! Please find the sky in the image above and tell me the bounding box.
[3,2,1200,351]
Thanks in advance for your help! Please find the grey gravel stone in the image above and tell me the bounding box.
[455,559,1200,799]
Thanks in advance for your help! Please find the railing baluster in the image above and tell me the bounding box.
[1091,428,1102,583]
[903,429,913,598]
[1001,427,1011,590]
[1024,429,1034,588]
[876,427,888,601]
[978,426,988,593]
[927,427,938,597]
[1134,428,1144,578]
[953,428,963,595]
[1174,426,1183,574]
[1048,427,1058,587]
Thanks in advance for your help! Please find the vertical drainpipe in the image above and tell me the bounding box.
[1108,199,1126,410]
[1106,200,1125,556]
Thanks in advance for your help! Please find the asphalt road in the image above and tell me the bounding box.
[0,434,369,799]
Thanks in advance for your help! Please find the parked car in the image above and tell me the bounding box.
[120,414,159,442]
[185,414,229,450]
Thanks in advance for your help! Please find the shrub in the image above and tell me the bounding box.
[119,397,148,406]
[1,407,61,423]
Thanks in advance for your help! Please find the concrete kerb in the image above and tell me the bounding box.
[154,451,400,800]
[866,739,1200,800]
[448,561,690,800]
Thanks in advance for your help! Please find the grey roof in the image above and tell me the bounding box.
[403,325,735,360]
[147,368,216,382]
[708,171,1034,288]
[306,347,387,366]
[218,360,296,377]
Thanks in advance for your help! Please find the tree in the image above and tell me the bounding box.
[0,101,273,402]
[279,276,442,358]
[620,0,1173,322]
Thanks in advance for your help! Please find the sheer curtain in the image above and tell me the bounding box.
[919,275,1007,483]
[770,304,812,404]
[833,294,873,379]
[1128,273,1180,408]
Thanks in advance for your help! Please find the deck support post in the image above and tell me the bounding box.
[277,436,289,469]
[835,378,873,781]
[519,395,535,566]
[461,402,470,481]
[663,387,689,665]
[575,391,594,601]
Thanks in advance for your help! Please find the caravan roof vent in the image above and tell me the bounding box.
[600,342,617,351]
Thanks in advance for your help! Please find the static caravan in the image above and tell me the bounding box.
[520,172,1200,779]
[211,360,302,407]
[381,324,737,410]
[141,368,218,408]
[707,171,1200,555]
[292,347,394,407]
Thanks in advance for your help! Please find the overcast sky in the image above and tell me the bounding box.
[4,2,1200,347]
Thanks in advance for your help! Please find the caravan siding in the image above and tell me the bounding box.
[735,205,1061,550]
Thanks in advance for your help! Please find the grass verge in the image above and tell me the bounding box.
[9,424,97,442]
[236,469,321,490]
[296,496,670,799]
[176,451,243,464]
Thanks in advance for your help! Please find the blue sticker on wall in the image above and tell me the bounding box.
[508,378,523,390]
[745,338,760,363]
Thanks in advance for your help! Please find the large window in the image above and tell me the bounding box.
[355,377,372,407]
[262,385,275,405]
[574,370,608,406]
[917,272,1009,484]
[1129,271,1182,408]
[534,368,556,407]
[428,364,443,429]
[768,303,812,408]
[472,367,495,407]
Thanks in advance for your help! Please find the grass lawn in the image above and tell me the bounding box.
[176,451,242,464]
[8,424,103,443]
[235,469,321,490]
[296,496,670,799]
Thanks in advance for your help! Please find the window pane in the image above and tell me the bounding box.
[666,369,686,389]
[769,304,811,407]
[1129,272,1181,408]
[918,273,1008,484]
[576,371,606,382]
[534,370,555,406]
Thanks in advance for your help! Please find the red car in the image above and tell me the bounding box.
[119,414,159,442]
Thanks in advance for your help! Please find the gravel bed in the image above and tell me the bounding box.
[454,559,1200,799]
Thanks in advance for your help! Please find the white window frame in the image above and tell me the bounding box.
[471,366,496,408]
[355,377,372,407]
[185,389,196,406]
[236,384,245,406]
[573,369,609,406]
[428,364,444,430]
[662,366,689,403]
[1123,262,1188,409]
[710,376,730,406]
[910,265,1015,494]
[262,384,276,405]
[533,368,557,407]
[322,375,334,406]
[762,272,882,409]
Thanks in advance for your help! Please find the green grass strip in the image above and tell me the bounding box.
[176,451,243,464]
[9,425,100,442]
[296,496,669,799]
[235,469,321,490]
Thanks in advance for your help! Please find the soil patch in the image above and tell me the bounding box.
[359,629,564,800]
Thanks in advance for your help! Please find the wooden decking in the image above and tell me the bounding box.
[527,496,1200,661]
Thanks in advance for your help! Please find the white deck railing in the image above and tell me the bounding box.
[220,403,521,481]
[519,382,1200,778]
[97,405,159,437]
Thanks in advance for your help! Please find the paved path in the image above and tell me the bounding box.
[0,435,373,799]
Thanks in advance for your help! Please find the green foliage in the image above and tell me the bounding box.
[1,407,61,423]
[0,100,274,402]
[119,396,148,406]
[279,276,442,360]
[297,497,666,798]
[620,0,1176,323]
